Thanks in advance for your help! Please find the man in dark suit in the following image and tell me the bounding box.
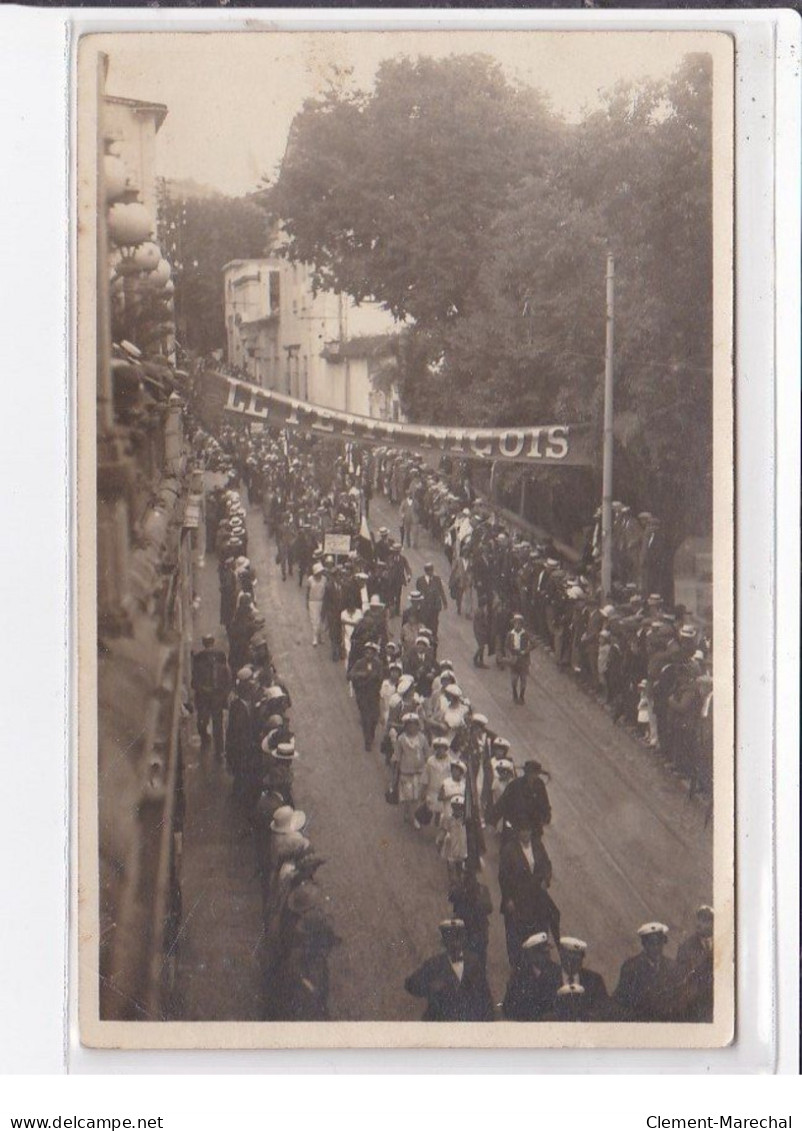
[348,641,384,752]
[405,920,494,1022]
[674,905,714,1021]
[557,937,610,1020]
[501,932,562,1020]
[488,760,552,840]
[225,667,257,811]
[613,922,677,1021]
[498,824,560,967]
[641,515,669,600]
[191,634,231,757]
[416,561,448,641]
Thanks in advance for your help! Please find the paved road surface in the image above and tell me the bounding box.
[175,487,712,1021]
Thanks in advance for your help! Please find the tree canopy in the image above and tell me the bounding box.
[262,51,716,548]
[159,190,269,356]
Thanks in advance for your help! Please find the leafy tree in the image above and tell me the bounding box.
[263,54,560,329]
[158,191,269,356]
[263,51,715,556]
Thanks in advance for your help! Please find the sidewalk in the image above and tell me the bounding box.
[173,509,264,1022]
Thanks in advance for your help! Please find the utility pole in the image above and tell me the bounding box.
[601,251,615,599]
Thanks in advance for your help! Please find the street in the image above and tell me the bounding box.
[175,487,712,1021]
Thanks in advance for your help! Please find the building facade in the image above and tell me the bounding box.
[222,258,403,420]
[104,94,168,219]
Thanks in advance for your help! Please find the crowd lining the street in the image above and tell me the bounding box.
[190,419,715,1024]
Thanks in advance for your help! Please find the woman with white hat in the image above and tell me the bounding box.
[305,561,327,647]
[391,713,430,828]
[420,736,455,828]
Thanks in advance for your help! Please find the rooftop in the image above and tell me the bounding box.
[105,95,169,133]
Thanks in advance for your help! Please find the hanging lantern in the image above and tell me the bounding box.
[108,201,153,248]
[103,155,129,203]
[131,241,161,273]
[150,258,172,289]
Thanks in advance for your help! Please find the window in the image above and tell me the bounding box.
[269,271,281,315]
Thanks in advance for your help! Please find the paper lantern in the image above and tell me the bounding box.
[108,201,153,248]
[131,241,161,272]
[103,155,129,203]
[150,258,172,289]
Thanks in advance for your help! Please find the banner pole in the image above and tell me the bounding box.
[601,252,615,599]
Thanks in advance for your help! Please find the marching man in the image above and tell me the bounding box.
[506,611,534,704]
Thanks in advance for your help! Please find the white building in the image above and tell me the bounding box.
[104,94,168,220]
[222,258,403,420]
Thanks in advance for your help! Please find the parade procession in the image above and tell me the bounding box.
[89,35,721,1039]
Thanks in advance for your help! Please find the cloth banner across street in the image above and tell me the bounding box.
[195,369,597,467]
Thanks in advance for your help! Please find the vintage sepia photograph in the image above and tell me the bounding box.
[76,28,734,1049]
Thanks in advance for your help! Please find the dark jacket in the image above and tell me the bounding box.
[559,968,610,1020]
[405,951,494,1022]
[225,696,254,775]
[613,951,677,1021]
[674,934,713,1022]
[416,573,448,616]
[502,958,562,1021]
[498,838,553,926]
[191,648,231,707]
[489,775,551,834]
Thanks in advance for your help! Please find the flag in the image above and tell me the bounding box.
[356,513,374,562]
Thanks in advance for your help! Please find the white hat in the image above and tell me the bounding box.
[491,736,511,750]
[439,918,465,933]
[471,713,489,727]
[444,684,463,699]
[494,758,515,774]
[679,625,696,638]
[522,932,549,949]
[270,806,307,834]
[415,635,429,646]
[312,562,324,575]
[369,594,385,608]
[648,593,663,603]
[432,736,451,749]
[273,742,298,762]
[559,937,587,953]
[236,666,254,682]
[401,711,419,725]
[638,922,669,937]
[601,605,616,618]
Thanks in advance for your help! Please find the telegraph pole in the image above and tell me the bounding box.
[601,251,615,599]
